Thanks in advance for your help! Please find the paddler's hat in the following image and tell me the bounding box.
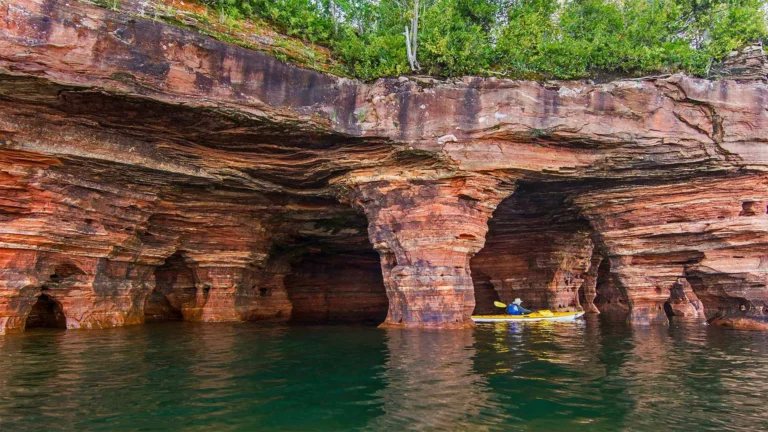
[513,298,523,305]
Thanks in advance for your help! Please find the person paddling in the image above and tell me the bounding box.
[506,298,531,315]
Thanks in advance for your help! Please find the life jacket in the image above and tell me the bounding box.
[506,304,524,315]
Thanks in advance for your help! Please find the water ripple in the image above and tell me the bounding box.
[2,319,768,431]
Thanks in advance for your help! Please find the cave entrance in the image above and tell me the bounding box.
[25,294,66,329]
[663,301,675,318]
[144,290,184,321]
[471,182,596,314]
[592,257,630,318]
[284,248,388,325]
[144,252,193,321]
[276,211,389,326]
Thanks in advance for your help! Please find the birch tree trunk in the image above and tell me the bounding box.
[404,0,421,71]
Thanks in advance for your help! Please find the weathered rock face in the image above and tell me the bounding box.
[575,174,768,326]
[471,183,594,314]
[711,44,768,82]
[589,257,631,318]
[2,0,768,331]
[346,173,514,328]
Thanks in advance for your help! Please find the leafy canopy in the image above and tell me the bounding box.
[201,0,767,80]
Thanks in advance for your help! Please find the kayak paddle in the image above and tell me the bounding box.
[494,301,507,308]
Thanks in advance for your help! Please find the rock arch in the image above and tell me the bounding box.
[591,257,631,319]
[144,252,196,321]
[471,182,595,314]
[663,277,704,319]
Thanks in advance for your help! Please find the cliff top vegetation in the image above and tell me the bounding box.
[98,0,768,81]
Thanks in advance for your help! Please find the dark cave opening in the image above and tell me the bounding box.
[472,272,502,315]
[593,258,630,318]
[284,248,388,325]
[144,252,194,321]
[663,301,675,318]
[471,182,596,314]
[262,208,390,325]
[594,258,612,305]
[144,290,184,321]
[25,294,67,329]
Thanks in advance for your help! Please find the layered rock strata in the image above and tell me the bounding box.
[346,173,514,327]
[471,183,595,314]
[2,0,768,331]
[575,175,768,326]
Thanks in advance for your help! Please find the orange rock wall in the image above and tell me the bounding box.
[1,0,768,330]
[347,174,514,328]
[574,175,768,325]
[285,251,388,324]
[471,183,594,313]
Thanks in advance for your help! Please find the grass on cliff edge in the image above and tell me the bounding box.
[94,0,767,81]
[89,0,347,75]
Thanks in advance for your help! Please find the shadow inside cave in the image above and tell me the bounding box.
[25,294,67,330]
[283,246,388,326]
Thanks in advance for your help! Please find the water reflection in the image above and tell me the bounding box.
[366,329,494,430]
[2,320,768,430]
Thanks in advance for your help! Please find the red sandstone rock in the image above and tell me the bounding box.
[1,0,768,330]
[471,183,594,313]
[666,278,705,318]
[345,172,515,328]
[578,253,603,314]
[574,175,768,325]
[709,317,768,331]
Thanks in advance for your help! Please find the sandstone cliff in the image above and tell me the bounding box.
[1,0,768,332]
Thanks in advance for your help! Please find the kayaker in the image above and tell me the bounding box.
[506,298,532,315]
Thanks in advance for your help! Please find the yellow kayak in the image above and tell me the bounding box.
[472,310,584,323]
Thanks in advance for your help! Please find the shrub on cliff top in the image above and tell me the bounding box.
[200,0,767,80]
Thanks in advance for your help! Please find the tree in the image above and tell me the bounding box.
[196,0,768,80]
[392,0,431,71]
[404,0,421,70]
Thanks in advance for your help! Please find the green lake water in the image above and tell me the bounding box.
[1,316,767,431]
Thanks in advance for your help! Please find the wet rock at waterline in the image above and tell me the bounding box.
[2,0,768,331]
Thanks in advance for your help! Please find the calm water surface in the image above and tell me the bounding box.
[1,316,767,431]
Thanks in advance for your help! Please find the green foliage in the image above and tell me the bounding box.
[93,0,121,11]
[418,0,498,76]
[195,0,768,80]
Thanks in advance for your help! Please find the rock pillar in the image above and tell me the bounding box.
[665,277,705,318]
[609,256,673,325]
[348,172,514,328]
[578,252,603,314]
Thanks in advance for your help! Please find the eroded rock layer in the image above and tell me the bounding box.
[285,250,388,324]
[2,0,768,330]
[574,174,768,326]
[471,182,594,314]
